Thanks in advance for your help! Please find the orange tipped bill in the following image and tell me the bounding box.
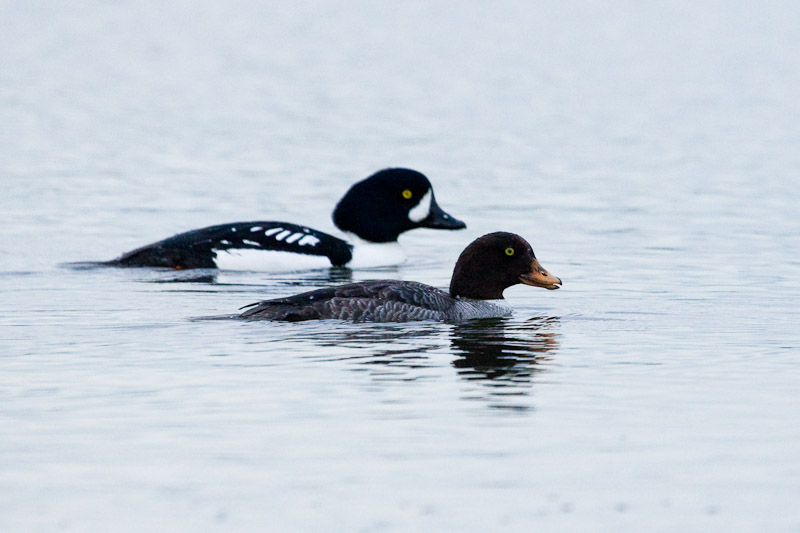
[519,258,562,290]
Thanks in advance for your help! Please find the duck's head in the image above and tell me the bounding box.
[332,168,466,243]
[449,232,562,300]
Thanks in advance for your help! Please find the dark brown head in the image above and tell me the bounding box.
[449,232,562,300]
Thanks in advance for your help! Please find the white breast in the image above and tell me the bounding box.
[345,238,407,268]
[212,249,333,272]
[212,234,408,271]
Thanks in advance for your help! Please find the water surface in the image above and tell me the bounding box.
[2,1,800,531]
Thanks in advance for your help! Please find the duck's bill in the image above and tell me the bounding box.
[419,200,466,230]
[520,259,562,290]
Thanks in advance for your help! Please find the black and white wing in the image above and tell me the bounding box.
[108,221,353,269]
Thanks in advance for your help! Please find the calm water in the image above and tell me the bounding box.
[3,1,800,531]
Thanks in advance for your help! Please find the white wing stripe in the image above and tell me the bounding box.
[285,232,304,243]
[298,235,320,246]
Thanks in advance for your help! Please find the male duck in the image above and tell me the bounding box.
[105,168,465,271]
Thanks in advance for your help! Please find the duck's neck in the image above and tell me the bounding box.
[344,234,407,268]
[450,289,506,300]
[449,270,508,300]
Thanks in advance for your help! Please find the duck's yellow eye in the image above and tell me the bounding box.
[402,189,412,199]
[505,247,515,256]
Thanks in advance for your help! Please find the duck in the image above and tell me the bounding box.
[238,232,562,322]
[104,168,466,271]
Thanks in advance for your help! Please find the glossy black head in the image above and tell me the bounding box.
[332,168,466,243]
[449,232,562,300]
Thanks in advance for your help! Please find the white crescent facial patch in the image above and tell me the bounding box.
[408,189,432,223]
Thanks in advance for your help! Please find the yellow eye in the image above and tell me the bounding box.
[505,247,515,256]
[402,189,412,199]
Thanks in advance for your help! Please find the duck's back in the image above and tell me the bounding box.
[239,280,456,322]
[108,221,353,269]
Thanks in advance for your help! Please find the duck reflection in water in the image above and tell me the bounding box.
[303,321,446,371]
[284,315,559,391]
[145,266,357,290]
[450,316,560,383]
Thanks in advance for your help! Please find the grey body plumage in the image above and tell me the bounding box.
[239,280,512,323]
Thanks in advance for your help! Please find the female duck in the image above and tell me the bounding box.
[105,168,465,270]
[238,232,562,322]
